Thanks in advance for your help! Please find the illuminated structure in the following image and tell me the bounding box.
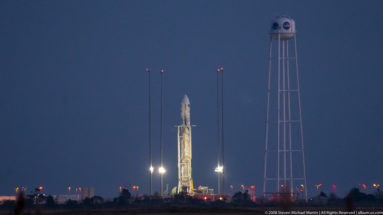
[159,69,166,196]
[263,16,308,201]
[215,67,224,195]
[177,94,194,194]
[146,68,153,195]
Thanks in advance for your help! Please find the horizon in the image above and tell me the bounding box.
[1,0,383,199]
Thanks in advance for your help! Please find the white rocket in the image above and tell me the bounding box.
[177,94,194,194]
[181,95,191,126]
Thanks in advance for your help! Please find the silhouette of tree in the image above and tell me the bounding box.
[120,188,131,199]
[45,195,56,208]
[346,188,377,206]
[115,188,131,206]
[82,195,104,208]
[65,199,78,209]
[92,196,104,205]
[319,192,327,198]
[1,200,15,209]
[82,197,93,207]
[232,190,252,206]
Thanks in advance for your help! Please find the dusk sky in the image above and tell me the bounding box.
[0,0,383,198]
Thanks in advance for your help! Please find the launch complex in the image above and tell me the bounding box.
[146,16,308,201]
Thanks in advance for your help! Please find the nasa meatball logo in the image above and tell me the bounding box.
[272,22,279,30]
[283,22,290,30]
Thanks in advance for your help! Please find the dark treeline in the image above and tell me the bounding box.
[1,188,383,213]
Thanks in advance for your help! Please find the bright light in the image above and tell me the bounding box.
[315,184,322,190]
[158,166,166,174]
[149,166,154,173]
[214,165,223,173]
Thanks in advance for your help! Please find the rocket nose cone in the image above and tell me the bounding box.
[182,94,190,105]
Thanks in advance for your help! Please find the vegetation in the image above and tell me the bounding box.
[1,188,383,214]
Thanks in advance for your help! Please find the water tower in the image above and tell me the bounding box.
[263,16,308,201]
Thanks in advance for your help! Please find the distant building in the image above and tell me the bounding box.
[54,187,95,204]
[80,187,94,200]
[53,195,79,204]
[0,196,16,203]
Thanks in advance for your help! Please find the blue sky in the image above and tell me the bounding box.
[0,0,382,198]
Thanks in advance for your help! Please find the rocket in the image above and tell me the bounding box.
[181,94,191,126]
[177,94,194,194]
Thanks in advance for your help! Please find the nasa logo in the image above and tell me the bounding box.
[272,22,279,30]
[283,22,290,30]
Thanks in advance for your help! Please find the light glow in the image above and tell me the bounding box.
[158,166,166,174]
[214,165,223,173]
[314,184,322,190]
[149,166,154,173]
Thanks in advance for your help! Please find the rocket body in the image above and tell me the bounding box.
[181,95,191,126]
[177,94,193,194]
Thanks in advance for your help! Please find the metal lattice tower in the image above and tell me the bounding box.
[263,16,308,202]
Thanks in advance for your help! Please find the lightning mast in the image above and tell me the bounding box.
[215,67,225,195]
[146,68,153,196]
[159,69,166,196]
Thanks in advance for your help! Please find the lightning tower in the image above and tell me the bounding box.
[263,16,308,201]
[215,67,225,195]
[177,95,194,194]
[146,68,153,196]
